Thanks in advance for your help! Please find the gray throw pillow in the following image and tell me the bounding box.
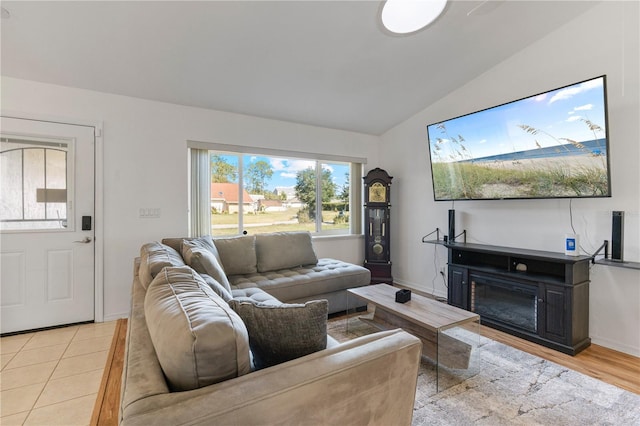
[228,299,328,369]
[213,235,258,275]
[185,235,222,264]
[181,239,232,293]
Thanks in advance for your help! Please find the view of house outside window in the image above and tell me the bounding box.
[209,152,351,236]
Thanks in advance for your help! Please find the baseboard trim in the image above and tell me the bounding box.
[103,313,129,323]
[591,334,640,358]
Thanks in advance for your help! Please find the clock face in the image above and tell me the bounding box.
[369,182,386,203]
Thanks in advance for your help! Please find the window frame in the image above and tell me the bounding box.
[187,140,365,237]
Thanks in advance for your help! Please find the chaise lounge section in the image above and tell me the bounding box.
[162,231,371,314]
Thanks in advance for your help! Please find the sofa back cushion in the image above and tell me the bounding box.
[138,242,185,289]
[213,235,258,275]
[181,239,232,293]
[144,266,251,391]
[200,273,233,302]
[162,236,222,264]
[255,231,318,272]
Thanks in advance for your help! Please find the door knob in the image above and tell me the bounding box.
[74,236,92,243]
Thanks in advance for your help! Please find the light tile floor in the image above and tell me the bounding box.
[0,321,116,425]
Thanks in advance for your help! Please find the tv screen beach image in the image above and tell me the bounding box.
[427,76,610,201]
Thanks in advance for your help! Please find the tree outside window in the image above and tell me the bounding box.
[208,152,351,236]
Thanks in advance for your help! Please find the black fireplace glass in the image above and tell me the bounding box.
[471,274,537,333]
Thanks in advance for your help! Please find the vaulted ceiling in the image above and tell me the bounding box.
[1,1,598,135]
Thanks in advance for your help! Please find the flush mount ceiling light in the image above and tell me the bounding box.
[381,0,447,35]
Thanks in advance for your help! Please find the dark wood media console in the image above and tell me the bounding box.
[441,242,591,355]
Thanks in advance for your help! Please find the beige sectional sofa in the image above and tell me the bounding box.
[120,232,423,425]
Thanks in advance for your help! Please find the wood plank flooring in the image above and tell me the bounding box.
[91,319,127,426]
[480,324,640,395]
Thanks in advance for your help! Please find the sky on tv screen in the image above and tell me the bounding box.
[428,76,607,163]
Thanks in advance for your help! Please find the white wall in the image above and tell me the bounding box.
[1,78,378,320]
[380,1,640,356]
[2,1,637,357]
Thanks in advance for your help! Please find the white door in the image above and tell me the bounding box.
[1,117,95,334]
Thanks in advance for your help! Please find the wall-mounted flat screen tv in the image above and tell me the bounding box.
[427,75,611,201]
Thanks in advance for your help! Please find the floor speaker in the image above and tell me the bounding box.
[611,211,624,261]
[448,209,455,243]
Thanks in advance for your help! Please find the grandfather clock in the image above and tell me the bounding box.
[363,168,393,284]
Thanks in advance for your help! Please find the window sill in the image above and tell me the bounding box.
[312,234,363,242]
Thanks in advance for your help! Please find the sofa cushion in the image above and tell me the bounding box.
[181,239,232,293]
[162,235,222,264]
[230,287,281,306]
[213,235,258,275]
[145,266,251,391]
[138,242,185,289]
[228,258,371,303]
[228,299,328,369]
[200,273,233,302]
[255,231,318,272]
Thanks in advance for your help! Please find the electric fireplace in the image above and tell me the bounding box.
[470,274,538,334]
[441,242,591,355]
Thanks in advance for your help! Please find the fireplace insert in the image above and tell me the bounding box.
[470,273,538,334]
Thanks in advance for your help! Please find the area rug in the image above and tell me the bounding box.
[328,316,640,425]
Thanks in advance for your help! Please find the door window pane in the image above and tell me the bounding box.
[1,149,23,221]
[44,149,67,221]
[23,148,46,221]
[1,138,70,231]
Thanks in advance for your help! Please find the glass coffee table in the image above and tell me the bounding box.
[347,284,480,393]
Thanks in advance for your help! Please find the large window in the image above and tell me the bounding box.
[188,143,364,237]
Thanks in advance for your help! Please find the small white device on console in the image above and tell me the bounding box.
[565,234,580,256]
